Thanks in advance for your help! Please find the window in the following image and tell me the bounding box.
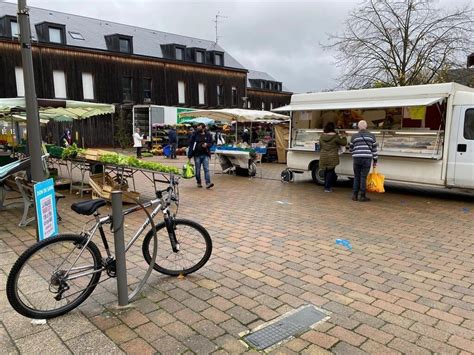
[196,51,204,63]
[68,31,84,40]
[215,54,223,66]
[231,87,238,107]
[11,21,18,38]
[266,82,272,90]
[49,27,62,44]
[122,77,132,101]
[119,38,131,53]
[217,85,224,106]
[82,73,94,100]
[260,81,265,89]
[261,102,265,110]
[143,78,152,100]
[15,67,24,97]
[198,83,205,105]
[464,109,474,140]
[178,81,186,104]
[53,70,67,98]
[176,47,184,60]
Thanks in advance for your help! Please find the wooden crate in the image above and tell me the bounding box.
[89,173,139,204]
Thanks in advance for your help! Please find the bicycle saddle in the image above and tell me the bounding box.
[71,199,107,216]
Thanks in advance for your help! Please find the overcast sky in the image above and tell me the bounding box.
[7,0,459,93]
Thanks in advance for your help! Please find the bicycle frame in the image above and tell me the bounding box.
[64,195,174,282]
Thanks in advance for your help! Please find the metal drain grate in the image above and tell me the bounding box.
[243,304,330,351]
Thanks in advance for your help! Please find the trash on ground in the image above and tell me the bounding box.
[335,239,353,251]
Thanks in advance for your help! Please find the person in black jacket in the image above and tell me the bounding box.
[168,126,178,159]
[241,129,250,145]
[187,123,214,189]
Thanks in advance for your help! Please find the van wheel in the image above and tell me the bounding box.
[311,164,325,185]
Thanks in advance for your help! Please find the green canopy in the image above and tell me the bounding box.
[0,98,115,122]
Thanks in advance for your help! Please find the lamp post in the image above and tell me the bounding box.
[18,0,44,182]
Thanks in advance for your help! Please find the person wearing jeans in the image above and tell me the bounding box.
[187,123,214,189]
[194,154,211,187]
[349,120,378,201]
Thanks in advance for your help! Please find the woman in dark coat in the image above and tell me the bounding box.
[319,122,347,192]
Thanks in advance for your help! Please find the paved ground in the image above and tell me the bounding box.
[1,155,474,354]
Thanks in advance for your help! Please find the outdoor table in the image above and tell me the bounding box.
[53,156,176,198]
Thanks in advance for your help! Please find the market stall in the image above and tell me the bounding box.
[0,98,115,158]
[179,109,288,176]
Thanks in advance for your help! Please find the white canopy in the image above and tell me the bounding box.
[178,108,289,123]
[0,98,115,121]
[273,96,445,112]
[273,82,474,112]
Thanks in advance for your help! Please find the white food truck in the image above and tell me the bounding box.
[273,83,474,190]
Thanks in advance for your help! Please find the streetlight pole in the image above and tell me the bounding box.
[18,0,44,182]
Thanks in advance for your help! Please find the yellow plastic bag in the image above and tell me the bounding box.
[366,168,385,193]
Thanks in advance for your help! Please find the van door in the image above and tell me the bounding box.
[454,107,474,188]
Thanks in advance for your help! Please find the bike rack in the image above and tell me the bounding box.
[111,191,158,306]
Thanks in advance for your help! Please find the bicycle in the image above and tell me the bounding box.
[6,174,212,319]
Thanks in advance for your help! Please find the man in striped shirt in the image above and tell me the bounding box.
[349,120,378,202]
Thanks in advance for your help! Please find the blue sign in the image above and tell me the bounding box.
[34,178,58,241]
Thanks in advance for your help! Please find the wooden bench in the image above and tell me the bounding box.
[0,176,64,227]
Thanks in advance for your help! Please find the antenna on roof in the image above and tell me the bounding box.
[214,11,227,44]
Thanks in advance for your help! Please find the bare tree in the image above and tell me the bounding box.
[325,0,474,89]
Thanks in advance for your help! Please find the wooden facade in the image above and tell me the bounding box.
[247,88,292,111]
[0,40,247,108]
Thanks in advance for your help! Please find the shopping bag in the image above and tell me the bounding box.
[366,168,385,193]
[182,161,195,179]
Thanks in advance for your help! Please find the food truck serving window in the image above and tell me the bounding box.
[464,109,474,140]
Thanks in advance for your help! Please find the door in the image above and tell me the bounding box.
[454,107,474,188]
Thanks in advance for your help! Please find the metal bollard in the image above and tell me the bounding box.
[111,191,128,307]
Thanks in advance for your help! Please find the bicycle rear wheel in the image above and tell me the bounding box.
[6,234,102,319]
[142,219,212,276]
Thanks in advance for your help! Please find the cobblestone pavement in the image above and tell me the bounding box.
[1,156,474,354]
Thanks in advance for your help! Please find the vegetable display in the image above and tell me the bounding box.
[99,153,181,174]
[61,144,84,159]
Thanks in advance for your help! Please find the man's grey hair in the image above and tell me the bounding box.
[358,120,368,130]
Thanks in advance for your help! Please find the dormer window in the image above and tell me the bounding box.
[175,47,185,60]
[119,38,131,53]
[10,20,18,38]
[35,22,66,44]
[105,34,133,54]
[215,53,223,66]
[196,51,204,63]
[49,27,62,43]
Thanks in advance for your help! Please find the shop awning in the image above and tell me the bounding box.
[178,108,289,123]
[273,96,445,112]
[0,98,115,121]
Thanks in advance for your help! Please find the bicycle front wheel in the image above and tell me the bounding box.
[142,219,212,276]
[6,234,102,319]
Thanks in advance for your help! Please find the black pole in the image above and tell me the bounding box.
[18,0,44,182]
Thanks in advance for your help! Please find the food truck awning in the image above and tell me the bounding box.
[0,98,115,121]
[178,108,289,123]
[273,96,446,112]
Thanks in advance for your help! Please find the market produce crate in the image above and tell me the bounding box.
[89,173,140,204]
[82,149,113,161]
